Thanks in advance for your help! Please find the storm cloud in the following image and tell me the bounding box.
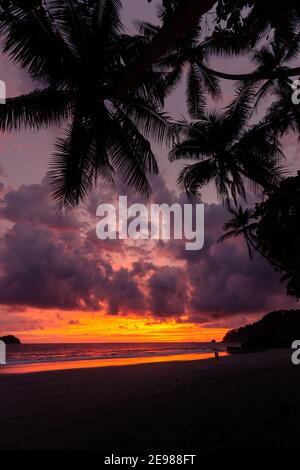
[0,178,296,325]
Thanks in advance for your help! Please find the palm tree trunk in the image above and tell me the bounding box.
[110,0,216,98]
[109,0,300,98]
[198,63,300,82]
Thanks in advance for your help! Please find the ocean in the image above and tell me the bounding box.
[1,342,227,374]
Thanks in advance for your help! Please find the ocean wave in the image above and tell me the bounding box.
[5,343,226,366]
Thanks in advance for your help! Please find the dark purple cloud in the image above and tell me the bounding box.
[106,268,146,315]
[0,163,7,178]
[0,182,145,314]
[131,260,157,277]
[0,177,78,230]
[159,203,297,323]
[0,222,106,310]
[187,242,286,319]
[148,266,189,318]
[68,319,80,325]
[0,178,296,325]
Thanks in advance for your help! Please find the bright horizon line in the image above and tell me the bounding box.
[10,339,224,344]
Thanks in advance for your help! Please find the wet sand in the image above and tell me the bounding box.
[0,349,298,450]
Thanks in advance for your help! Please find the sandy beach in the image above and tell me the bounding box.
[0,349,298,450]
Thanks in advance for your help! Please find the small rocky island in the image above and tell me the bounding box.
[0,335,21,344]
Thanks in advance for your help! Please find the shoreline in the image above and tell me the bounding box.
[0,348,299,450]
[0,350,228,375]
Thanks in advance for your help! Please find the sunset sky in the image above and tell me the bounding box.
[0,0,298,343]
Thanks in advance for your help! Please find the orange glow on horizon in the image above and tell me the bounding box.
[6,308,228,343]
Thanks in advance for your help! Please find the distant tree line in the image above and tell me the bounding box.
[223,310,300,348]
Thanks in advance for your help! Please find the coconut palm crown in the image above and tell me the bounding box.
[169,86,286,203]
[0,0,171,211]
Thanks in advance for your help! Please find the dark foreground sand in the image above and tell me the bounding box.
[0,349,299,450]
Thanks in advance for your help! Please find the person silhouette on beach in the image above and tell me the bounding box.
[211,339,219,360]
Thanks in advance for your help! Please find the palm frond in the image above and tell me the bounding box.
[120,96,172,145]
[49,116,96,212]
[283,30,300,62]
[129,69,166,108]
[198,65,222,99]
[202,32,251,57]
[217,229,239,243]
[133,20,159,40]
[236,121,286,190]
[110,108,159,198]
[186,64,205,119]
[0,1,76,85]
[169,139,210,161]
[178,159,217,197]
[251,79,276,114]
[0,89,73,131]
[164,64,183,96]
[223,83,256,136]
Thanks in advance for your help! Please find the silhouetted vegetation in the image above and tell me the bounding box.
[0,0,171,211]
[254,174,300,299]
[0,335,21,344]
[223,310,300,348]
[220,174,300,299]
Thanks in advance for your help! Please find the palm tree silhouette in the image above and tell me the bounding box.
[136,3,222,118]
[0,0,171,211]
[169,86,286,203]
[217,206,258,260]
[218,205,284,271]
